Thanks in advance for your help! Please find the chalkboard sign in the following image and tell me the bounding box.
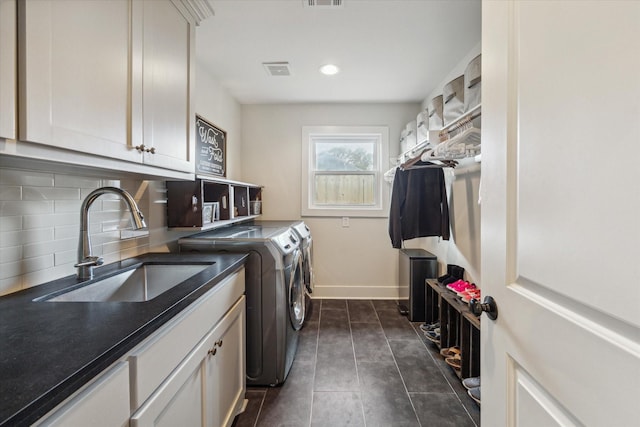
[195,115,226,177]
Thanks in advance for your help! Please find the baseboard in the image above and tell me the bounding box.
[311,285,409,300]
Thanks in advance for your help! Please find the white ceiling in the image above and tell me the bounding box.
[195,0,481,105]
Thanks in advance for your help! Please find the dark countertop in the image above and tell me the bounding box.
[0,252,248,426]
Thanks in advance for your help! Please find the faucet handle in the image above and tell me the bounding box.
[74,256,105,268]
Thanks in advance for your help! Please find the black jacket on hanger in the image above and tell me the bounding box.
[388,162,450,248]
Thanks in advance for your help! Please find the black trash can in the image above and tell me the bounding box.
[399,249,437,322]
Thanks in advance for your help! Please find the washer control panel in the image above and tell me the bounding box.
[272,229,299,254]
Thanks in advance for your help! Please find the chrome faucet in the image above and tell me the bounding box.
[75,187,147,280]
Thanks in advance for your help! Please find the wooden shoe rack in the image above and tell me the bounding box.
[425,279,480,379]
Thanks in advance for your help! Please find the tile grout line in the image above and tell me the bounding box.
[411,322,479,427]
[307,298,323,427]
[250,391,267,427]
[375,303,423,427]
[346,300,368,427]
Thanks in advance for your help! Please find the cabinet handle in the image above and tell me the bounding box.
[208,347,217,356]
[134,144,156,154]
[215,339,223,348]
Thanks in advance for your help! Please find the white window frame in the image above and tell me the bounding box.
[301,125,389,217]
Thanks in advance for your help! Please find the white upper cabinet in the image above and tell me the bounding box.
[15,0,212,176]
[18,0,138,162]
[133,0,195,173]
[0,0,17,140]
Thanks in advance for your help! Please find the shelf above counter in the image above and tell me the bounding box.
[166,178,263,230]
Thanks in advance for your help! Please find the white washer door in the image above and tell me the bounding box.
[287,249,305,331]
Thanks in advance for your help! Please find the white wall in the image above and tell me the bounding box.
[415,41,482,285]
[241,103,419,299]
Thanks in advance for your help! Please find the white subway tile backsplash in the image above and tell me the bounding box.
[0,216,22,232]
[101,219,124,232]
[23,213,78,230]
[54,225,80,240]
[24,238,75,259]
[0,246,22,263]
[23,263,75,289]
[89,210,125,224]
[23,187,80,201]
[0,228,55,248]
[120,244,148,260]
[22,254,54,274]
[0,169,54,187]
[0,186,22,201]
[0,276,22,296]
[0,260,22,280]
[53,200,82,213]
[54,174,101,189]
[0,200,54,216]
[90,231,122,246]
[54,249,76,266]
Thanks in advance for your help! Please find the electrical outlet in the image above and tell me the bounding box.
[342,217,349,228]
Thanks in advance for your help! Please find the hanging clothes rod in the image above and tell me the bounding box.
[400,160,458,170]
[439,104,482,137]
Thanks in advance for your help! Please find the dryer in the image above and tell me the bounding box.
[178,225,304,386]
[253,220,314,296]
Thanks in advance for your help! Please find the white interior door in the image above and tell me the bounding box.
[481,1,640,426]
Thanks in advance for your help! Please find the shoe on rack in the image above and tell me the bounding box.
[424,328,441,343]
[440,346,460,358]
[459,288,481,301]
[450,264,465,281]
[419,321,440,332]
[442,276,458,286]
[455,283,477,297]
[445,354,462,370]
[447,280,475,293]
[438,264,461,283]
[462,376,480,390]
[468,386,481,405]
[445,279,466,291]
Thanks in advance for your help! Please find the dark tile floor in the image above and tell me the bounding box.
[233,299,480,427]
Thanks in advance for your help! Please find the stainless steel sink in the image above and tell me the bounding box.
[41,264,211,302]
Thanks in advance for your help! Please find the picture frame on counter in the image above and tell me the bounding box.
[196,115,226,177]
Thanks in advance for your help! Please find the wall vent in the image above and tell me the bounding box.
[262,62,292,77]
[303,0,343,8]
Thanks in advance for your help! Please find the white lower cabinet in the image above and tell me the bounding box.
[204,297,246,427]
[131,296,246,427]
[33,362,130,427]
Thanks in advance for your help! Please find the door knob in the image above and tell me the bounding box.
[469,296,498,320]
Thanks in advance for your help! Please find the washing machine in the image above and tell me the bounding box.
[178,225,304,386]
[252,221,314,316]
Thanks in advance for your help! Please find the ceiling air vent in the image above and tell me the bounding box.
[262,62,292,77]
[303,0,343,8]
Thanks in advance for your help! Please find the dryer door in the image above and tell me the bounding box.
[302,238,314,294]
[287,249,305,331]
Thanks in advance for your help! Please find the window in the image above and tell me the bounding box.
[301,126,389,217]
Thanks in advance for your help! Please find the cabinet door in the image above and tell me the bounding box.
[204,296,246,427]
[34,362,130,427]
[130,357,205,427]
[133,0,194,173]
[131,297,245,427]
[0,0,16,140]
[18,0,139,163]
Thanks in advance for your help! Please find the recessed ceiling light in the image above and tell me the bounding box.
[319,64,340,76]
